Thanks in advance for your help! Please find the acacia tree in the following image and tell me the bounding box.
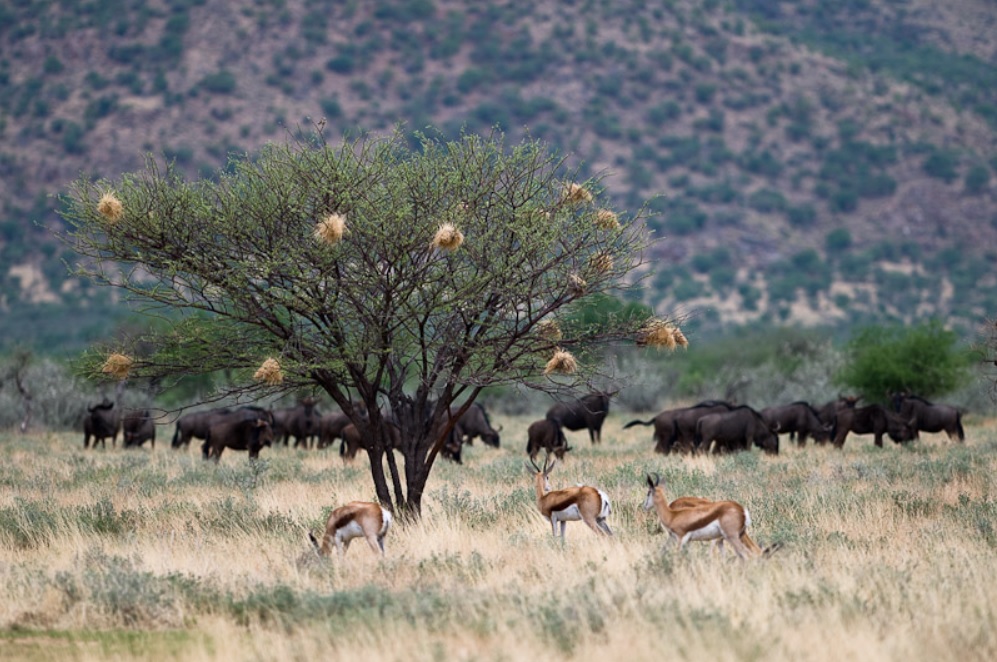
[63,129,680,515]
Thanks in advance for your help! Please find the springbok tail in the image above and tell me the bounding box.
[308,531,325,557]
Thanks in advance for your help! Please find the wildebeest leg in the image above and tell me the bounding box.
[201,439,211,460]
[874,431,883,447]
[797,431,809,447]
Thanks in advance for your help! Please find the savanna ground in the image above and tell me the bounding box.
[1,414,996,661]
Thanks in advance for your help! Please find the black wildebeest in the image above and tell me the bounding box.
[456,402,501,448]
[694,405,780,455]
[546,392,610,445]
[830,404,916,448]
[123,409,156,448]
[760,401,833,447]
[526,418,572,461]
[201,415,275,462]
[817,395,861,429]
[83,398,121,449]
[319,413,353,450]
[318,402,369,450]
[172,407,233,448]
[340,420,401,462]
[624,400,736,454]
[273,397,322,448]
[890,392,965,443]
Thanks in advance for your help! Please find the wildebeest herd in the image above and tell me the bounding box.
[79,388,964,463]
[74,389,967,561]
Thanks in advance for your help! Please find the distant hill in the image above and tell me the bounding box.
[2,0,997,353]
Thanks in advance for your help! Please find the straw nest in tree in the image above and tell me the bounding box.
[594,209,620,230]
[536,319,563,341]
[544,348,578,375]
[254,357,284,385]
[636,320,689,350]
[432,223,465,251]
[101,353,133,380]
[591,252,614,274]
[314,213,347,245]
[563,183,593,205]
[568,273,587,296]
[97,192,124,224]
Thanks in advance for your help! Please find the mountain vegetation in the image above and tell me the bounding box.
[2,0,997,353]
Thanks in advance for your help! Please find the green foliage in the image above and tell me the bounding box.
[836,320,971,400]
[825,228,852,253]
[786,203,817,227]
[747,188,786,213]
[563,293,651,336]
[963,164,989,194]
[198,70,237,95]
[922,149,959,183]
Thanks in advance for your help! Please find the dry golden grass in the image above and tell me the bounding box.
[1,416,997,661]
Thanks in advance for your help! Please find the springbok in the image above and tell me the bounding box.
[309,501,393,557]
[529,455,612,539]
[643,473,770,559]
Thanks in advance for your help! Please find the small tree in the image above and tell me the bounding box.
[836,320,970,402]
[62,129,678,515]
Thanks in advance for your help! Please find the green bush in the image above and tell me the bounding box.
[786,204,817,227]
[748,188,786,213]
[199,70,237,94]
[923,150,959,183]
[964,164,990,194]
[836,320,971,401]
[825,228,852,253]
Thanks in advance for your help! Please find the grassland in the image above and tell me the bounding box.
[1,414,996,661]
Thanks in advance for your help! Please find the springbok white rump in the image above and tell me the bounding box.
[643,473,775,559]
[309,500,393,557]
[528,455,612,539]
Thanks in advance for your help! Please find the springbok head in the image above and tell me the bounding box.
[643,473,662,510]
[527,453,558,492]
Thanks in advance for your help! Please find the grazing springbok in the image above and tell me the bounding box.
[309,501,393,557]
[529,455,612,539]
[643,474,769,559]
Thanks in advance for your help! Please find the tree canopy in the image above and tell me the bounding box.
[62,129,678,514]
[835,320,971,402]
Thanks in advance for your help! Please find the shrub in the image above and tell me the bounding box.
[199,70,237,94]
[748,188,786,213]
[964,164,990,194]
[786,204,817,227]
[647,101,681,123]
[836,320,971,401]
[923,150,959,183]
[825,228,852,253]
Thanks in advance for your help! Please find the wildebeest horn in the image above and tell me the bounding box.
[496,424,504,432]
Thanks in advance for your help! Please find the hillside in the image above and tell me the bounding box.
[2,0,997,352]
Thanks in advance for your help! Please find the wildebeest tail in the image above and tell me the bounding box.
[623,418,654,429]
[171,424,180,447]
[957,412,965,442]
